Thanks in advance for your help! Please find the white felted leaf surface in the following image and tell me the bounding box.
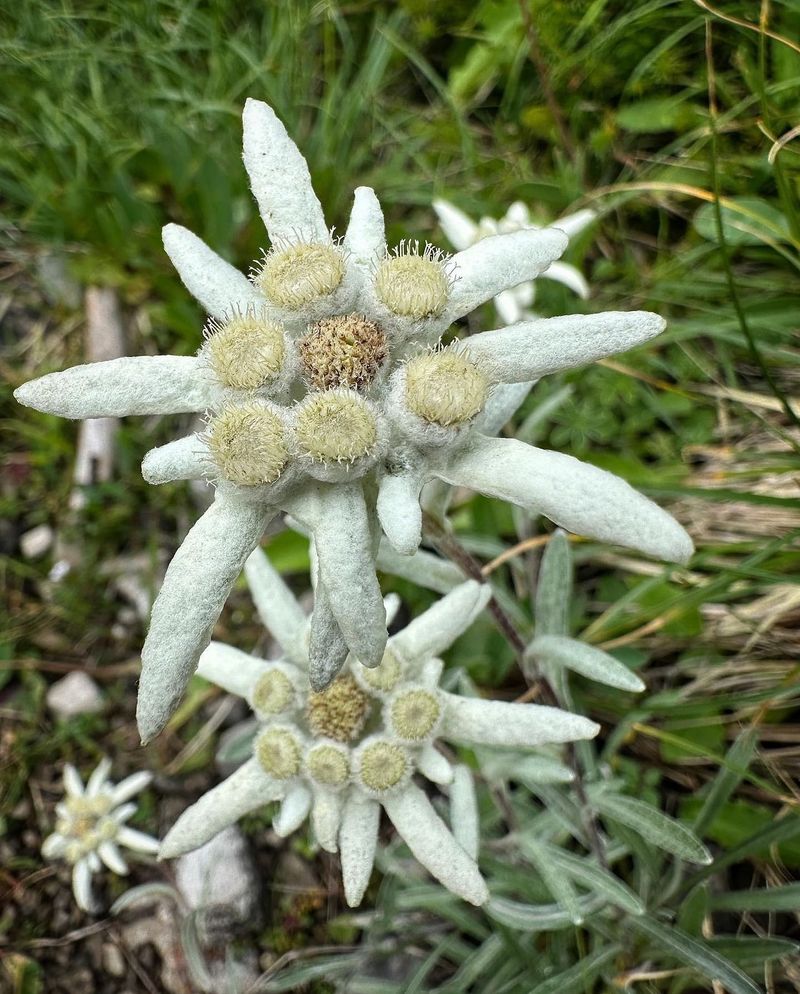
[14,356,215,419]
[86,757,112,796]
[242,98,328,243]
[115,827,160,854]
[339,792,380,908]
[289,484,387,670]
[553,207,597,238]
[543,261,590,299]
[311,789,343,853]
[436,435,694,564]
[384,784,489,906]
[493,287,526,325]
[449,765,479,859]
[464,311,666,383]
[445,227,568,321]
[307,582,351,691]
[244,548,307,663]
[344,186,386,267]
[142,434,209,485]
[391,580,491,663]
[98,841,129,876]
[137,494,274,743]
[432,199,477,251]
[440,693,600,747]
[162,223,266,319]
[417,744,454,785]
[376,471,424,556]
[376,541,464,594]
[160,758,283,858]
[197,642,269,698]
[273,782,312,837]
[475,381,535,436]
[529,634,645,692]
[72,860,95,912]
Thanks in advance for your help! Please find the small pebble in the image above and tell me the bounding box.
[46,671,104,719]
[20,524,53,559]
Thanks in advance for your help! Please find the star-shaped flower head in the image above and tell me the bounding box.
[41,758,158,913]
[434,199,597,324]
[160,548,600,906]
[15,98,692,743]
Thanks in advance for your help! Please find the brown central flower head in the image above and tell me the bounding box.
[298,312,387,391]
[306,674,370,742]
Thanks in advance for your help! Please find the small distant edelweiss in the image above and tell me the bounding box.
[41,758,158,913]
[15,98,692,743]
[433,199,596,324]
[160,548,599,906]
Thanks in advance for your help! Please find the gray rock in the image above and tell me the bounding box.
[175,826,260,943]
[46,671,104,719]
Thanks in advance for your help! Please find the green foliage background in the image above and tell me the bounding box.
[1,1,799,992]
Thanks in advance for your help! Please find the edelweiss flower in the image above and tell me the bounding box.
[41,758,158,912]
[15,98,692,743]
[160,549,599,906]
[433,199,596,324]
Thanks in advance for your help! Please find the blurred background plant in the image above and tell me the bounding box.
[1,0,799,991]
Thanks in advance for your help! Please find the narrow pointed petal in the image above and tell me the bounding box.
[440,692,599,747]
[98,841,129,875]
[464,311,665,383]
[529,634,646,692]
[493,287,526,326]
[311,789,343,853]
[63,764,84,797]
[273,782,312,837]
[417,744,454,785]
[242,98,327,242]
[110,772,153,807]
[115,827,160,854]
[542,261,590,299]
[244,547,307,663]
[344,186,386,267]
[391,580,491,663]
[384,592,401,626]
[450,766,479,859]
[384,784,488,906]
[432,199,478,251]
[86,758,112,797]
[112,803,137,824]
[137,495,273,744]
[437,435,693,564]
[160,758,282,858]
[445,227,568,322]
[307,583,351,692]
[339,793,380,908]
[376,471,424,556]
[14,356,215,419]
[418,657,445,689]
[72,859,96,913]
[476,381,534,436]
[554,208,597,238]
[197,641,269,697]
[42,833,68,859]
[163,223,266,319]
[376,541,463,594]
[142,434,209,485]
[289,484,386,671]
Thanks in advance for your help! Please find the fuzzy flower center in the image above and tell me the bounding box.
[307,675,369,743]
[356,647,403,692]
[405,348,489,427]
[298,313,387,391]
[205,314,286,390]
[357,740,410,793]
[295,390,378,464]
[251,669,295,716]
[206,401,289,486]
[256,242,345,310]
[305,744,350,787]
[375,243,450,320]
[256,727,302,779]
[389,688,441,741]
